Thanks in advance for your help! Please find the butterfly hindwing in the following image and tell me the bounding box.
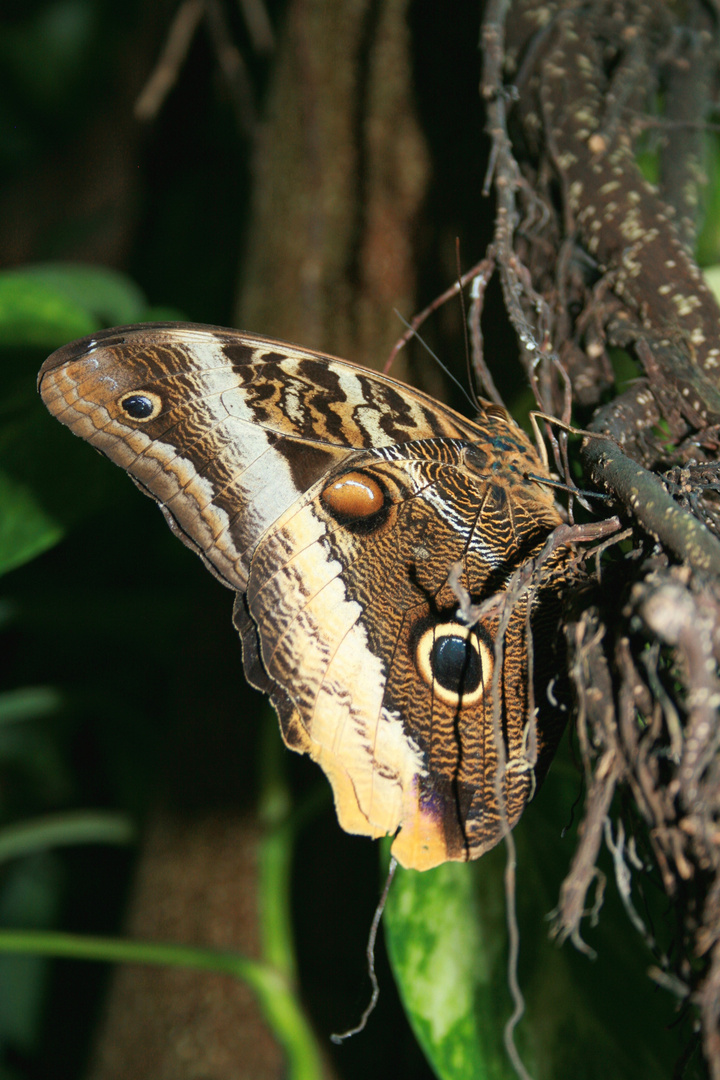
[237,437,566,868]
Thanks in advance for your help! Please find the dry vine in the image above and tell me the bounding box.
[478,1,720,1075]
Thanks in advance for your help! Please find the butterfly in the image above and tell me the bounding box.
[39,322,570,869]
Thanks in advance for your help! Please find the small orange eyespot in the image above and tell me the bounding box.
[321,471,384,519]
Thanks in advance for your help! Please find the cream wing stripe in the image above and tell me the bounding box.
[251,499,427,838]
[43,349,307,591]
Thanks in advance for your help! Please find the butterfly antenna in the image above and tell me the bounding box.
[524,473,612,501]
[394,310,478,414]
[330,856,398,1044]
[455,238,482,412]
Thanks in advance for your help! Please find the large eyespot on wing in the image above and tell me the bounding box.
[383,595,539,870]
[319,469,396,535]
[414,620,493,708]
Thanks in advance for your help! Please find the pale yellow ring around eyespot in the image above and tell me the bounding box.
[415,621,493,707]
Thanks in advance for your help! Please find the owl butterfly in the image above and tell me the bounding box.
[39,323,571,870]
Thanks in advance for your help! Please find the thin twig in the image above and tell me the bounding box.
[330,858,398,1043]
[135,0,204,121]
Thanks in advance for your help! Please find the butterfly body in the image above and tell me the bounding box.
[39,323,570,869]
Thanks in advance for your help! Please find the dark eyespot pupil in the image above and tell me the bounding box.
[431,635,482,695]
[122,395,154,419]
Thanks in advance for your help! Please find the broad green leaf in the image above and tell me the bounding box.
[8,263,147,326]
[0,275,97,349]
[385,859,503,1080]
[0,264,149,351]
[0,468,63,577]
[385,755,699,1080]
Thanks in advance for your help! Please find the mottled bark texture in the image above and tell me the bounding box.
[480,1,720,1075]
[85,814,285,1080]
[88,2,428,1078]
[235,0,429,375]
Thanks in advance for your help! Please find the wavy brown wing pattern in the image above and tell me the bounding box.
[39,322,571,870]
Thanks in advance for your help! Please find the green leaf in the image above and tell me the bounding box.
[0,811,135,863]
[385,756,699,1080]
[0,275,98,349]
[0,263,181,578]
[0,467,63,577]
[0,855,63,1052]
[9,263,147,326]
[0,264,149,351]
[385,859,504,1080]
[0,688,63,725]
[703,265,720,305]
[697,134,720,267]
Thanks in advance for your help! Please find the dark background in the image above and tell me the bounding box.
[1,2,490,1077]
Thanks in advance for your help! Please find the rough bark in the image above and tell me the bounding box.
[86,814,285,1080]
[236,0,429,375]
